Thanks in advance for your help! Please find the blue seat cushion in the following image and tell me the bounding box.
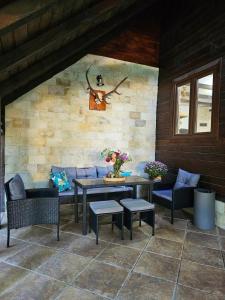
[9,174,26,201]
[58,186,133,197]
[152,189,172,201]
[96,166,113,178]
[76,167,97,179]
[175,168,200,188]
[90,200,123,215]
[120,198,154,212]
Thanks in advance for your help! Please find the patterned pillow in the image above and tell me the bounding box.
[50,171,71,192]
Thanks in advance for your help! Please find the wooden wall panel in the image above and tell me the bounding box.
[91,7,160,67]
[156,0,225,201]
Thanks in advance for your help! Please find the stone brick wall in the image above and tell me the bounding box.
[5,54,158,188]
[216,201,225,228]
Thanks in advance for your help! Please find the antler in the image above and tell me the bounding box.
[102,77,128,103]
[86,65,102,104]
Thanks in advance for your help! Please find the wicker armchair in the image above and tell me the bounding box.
[152,169,200,224]
[5,175,60,247]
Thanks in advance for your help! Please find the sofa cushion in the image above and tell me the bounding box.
[96,166,113,178]
[90,200,123,215]
[76,167,97,179]
[120,198,154,212]
[175,168,200,188]
[152,189,172,201]
[58,186,133,197]
[51,166,63,174]
[174,182,191,190]
[9,174,26,200]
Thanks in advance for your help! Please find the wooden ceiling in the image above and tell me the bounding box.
[0,0,158,106]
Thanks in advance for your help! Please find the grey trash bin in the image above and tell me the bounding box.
[194,188,215,230]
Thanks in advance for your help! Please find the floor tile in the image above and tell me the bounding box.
[163,208,190,220]
[39,230,80,250]
[178,259,225,297]
[132,220,154,236]
[155,227,185,243]
[37,251,90,284]
[65,236,108,258]
[117,272,175,300]
[0,237,28,261]
[134,251,180,282]
[6,244,56,270]
[161,216,188,230]
[222,251,225,266]
[57,286,105,300]
[146,237,183,258]
[96,243,140,269]
[0,271,65,300]
[187,221,218,235]
[220,238,225,251]
[182,243,224,268]
[175,284,225,300]
[74,261,128,299]
[218,227,225,237]
[61,220,93,237]
[0,261,29,294]
[185,231,220,249]
[113,227,150,250]
[10,226,55,243]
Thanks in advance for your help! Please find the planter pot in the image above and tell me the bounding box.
[149,176,162,181]
[194,188,215,230]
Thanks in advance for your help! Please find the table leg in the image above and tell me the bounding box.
[74,184,78,223]
[148,183,152,203]
[133,185,137,199]
[82,188,87,235]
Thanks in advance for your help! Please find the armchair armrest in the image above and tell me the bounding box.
[172,186,195,209]
[153,182,174,190]
[26,188,58,198]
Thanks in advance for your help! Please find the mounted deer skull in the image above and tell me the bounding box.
[86,65,128,110]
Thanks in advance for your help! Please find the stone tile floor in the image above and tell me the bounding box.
[0,204,225,299]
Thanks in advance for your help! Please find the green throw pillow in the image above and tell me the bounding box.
[50,171,71,192]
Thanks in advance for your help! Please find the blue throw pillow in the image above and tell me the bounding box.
[50,171,71,192]
[175,169,200,188]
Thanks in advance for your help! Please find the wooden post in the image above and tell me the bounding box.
[0,98,5,228]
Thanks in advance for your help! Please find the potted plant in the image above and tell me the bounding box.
[144,161,168,180]
[100,148,132,181]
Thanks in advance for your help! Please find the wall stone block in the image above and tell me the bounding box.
[135,120,146,127]
[129,112,141,119]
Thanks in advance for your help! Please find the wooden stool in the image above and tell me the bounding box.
[120,198,155,240]
[89,200,124,244]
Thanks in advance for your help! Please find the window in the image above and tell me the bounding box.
[173,60,220,137]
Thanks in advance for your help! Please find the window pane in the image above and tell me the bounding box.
[176,83,191,134]
[195,74,213,133]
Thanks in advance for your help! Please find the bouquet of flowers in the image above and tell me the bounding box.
[100,148,132,178]
[144,161,168,179]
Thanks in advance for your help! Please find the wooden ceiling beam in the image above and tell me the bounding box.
[0,0,60,35]
[1,0,156,105]
[0,0,135,75]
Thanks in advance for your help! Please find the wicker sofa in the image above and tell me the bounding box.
[50,166,133,205]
